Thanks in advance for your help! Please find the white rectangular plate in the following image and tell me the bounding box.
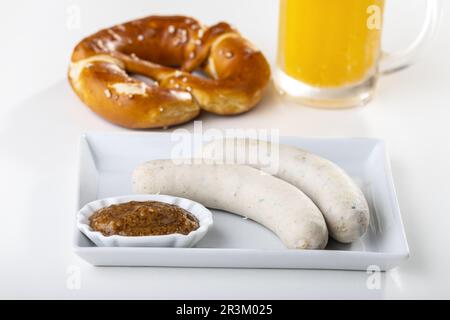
[75,133,409,270]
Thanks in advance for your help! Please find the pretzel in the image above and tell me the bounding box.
[68,16,271,129]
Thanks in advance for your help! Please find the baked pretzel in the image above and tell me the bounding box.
[68,16,271,129]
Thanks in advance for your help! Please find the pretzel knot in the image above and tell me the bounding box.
[68,16,271,129]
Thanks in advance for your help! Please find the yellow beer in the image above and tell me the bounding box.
[277,0,385,88]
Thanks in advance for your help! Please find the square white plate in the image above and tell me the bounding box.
[75,132,409,270]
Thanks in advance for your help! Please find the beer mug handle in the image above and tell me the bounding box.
[381,0,443,75]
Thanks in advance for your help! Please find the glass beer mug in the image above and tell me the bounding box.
[275,0,442,108]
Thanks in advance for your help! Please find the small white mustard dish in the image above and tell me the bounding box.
[77,194,213,247]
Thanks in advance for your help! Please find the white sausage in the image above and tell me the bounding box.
[201,139,369,243]
[132,160,328,249]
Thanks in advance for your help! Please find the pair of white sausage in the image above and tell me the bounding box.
[132,139,369,249]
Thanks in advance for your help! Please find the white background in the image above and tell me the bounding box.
[1,0,450,299]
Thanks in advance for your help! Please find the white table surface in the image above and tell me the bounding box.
[1,0,450,299]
